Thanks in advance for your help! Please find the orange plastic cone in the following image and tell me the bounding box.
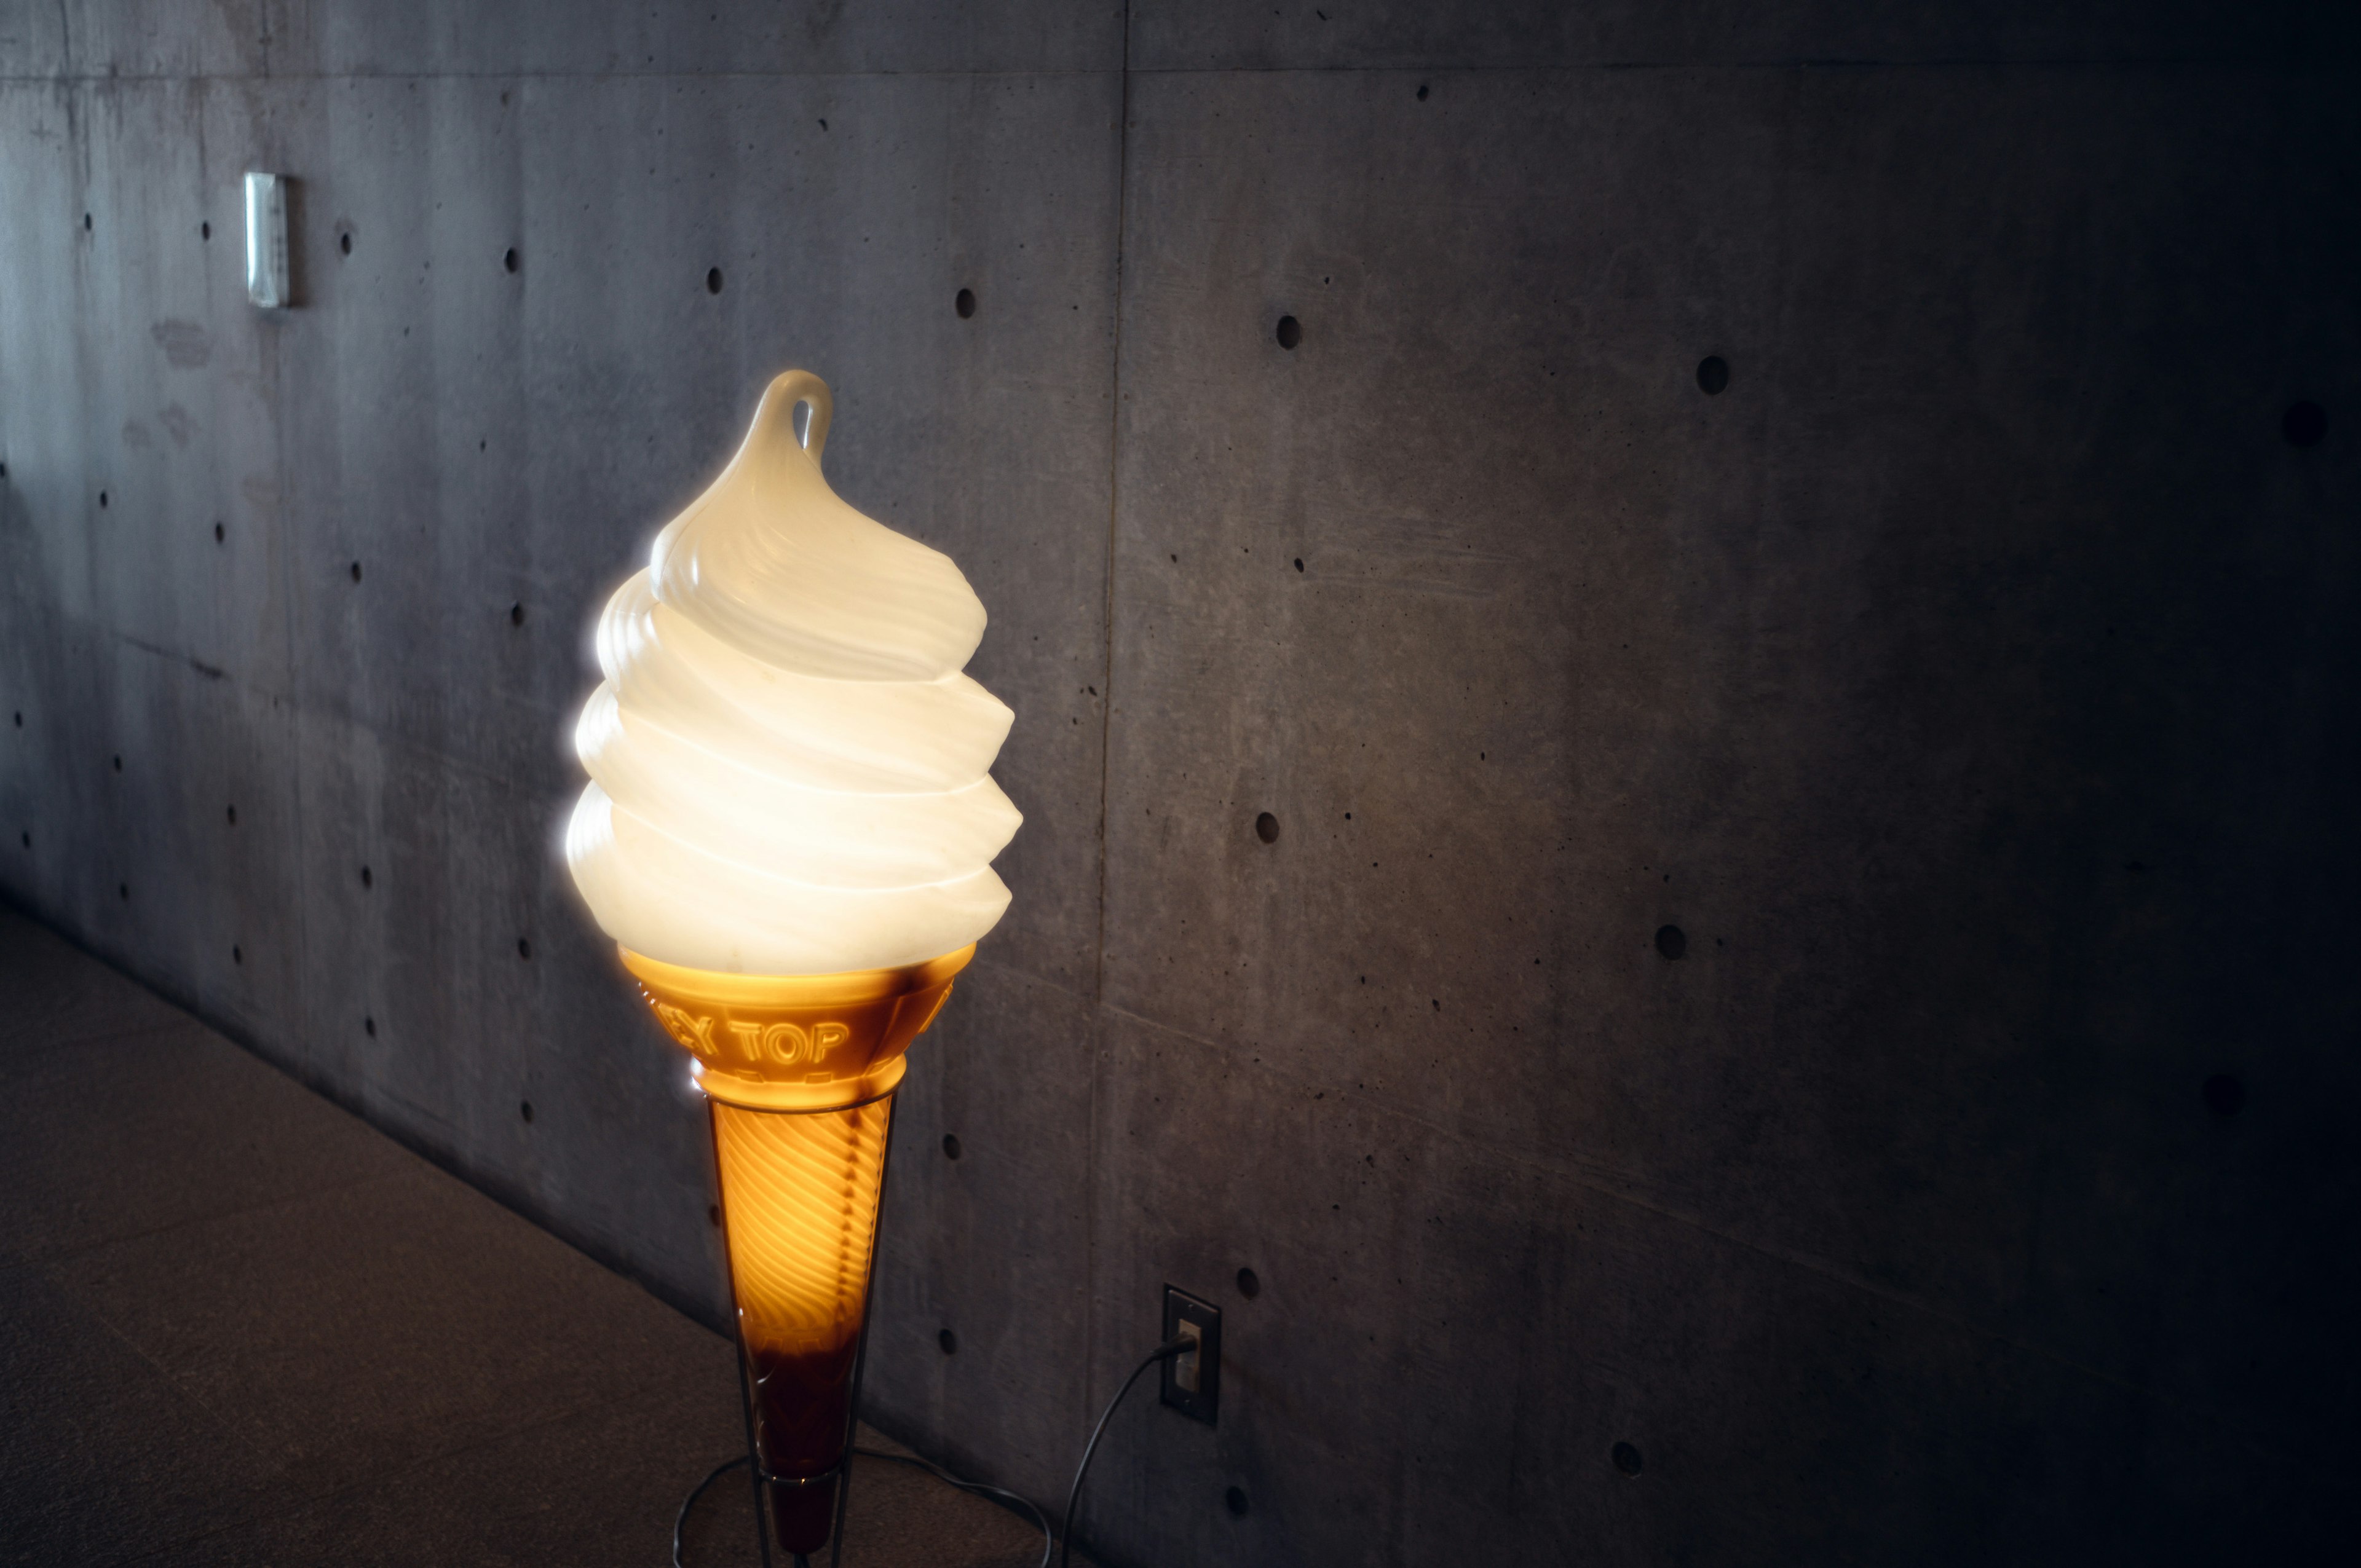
[622,944,973,1553]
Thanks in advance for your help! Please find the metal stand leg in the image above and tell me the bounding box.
[707,1099,777,1568]
[700,1092,898,1568]
[736,1334,778,1568]
[829,1090,895,1568]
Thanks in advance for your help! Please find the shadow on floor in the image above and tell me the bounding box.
[0,905,1062,1568]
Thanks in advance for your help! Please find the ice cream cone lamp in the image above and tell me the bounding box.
[563,369,1019,1558]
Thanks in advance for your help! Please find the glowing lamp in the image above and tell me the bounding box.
[564,370,1019,1557]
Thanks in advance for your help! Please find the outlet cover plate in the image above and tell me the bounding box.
[1160,1285,1221,1425]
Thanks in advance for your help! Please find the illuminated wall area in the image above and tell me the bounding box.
[2,3,2355,1562]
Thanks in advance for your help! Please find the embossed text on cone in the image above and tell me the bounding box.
[623,943,973,1554]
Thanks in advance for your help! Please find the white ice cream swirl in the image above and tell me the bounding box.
[565,370,1020,974]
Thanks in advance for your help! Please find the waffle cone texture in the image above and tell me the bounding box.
[623,944,972,1553]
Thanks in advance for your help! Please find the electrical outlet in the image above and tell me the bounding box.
[1160,1285,1221,1425]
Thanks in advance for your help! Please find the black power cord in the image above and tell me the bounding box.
[1059,1337,1195,1568]
[673,1336,1193,1568]
[671,1455,751,1568]
[858,1445,1054,1567]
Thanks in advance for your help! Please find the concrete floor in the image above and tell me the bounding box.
[0,903,1058,1568]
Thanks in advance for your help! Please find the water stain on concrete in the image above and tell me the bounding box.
[151,319,211,368]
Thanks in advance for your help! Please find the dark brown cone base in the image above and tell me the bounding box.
[751,1341,861,1553]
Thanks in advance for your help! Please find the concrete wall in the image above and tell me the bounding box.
[4,3,2355,1561]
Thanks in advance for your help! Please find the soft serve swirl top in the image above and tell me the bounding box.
[566,370,1020,975]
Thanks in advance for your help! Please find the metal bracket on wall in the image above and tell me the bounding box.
[242,172,289,308]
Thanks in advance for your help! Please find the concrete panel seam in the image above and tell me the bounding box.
[0,68,1134,85]
[1078,0,1133,1502]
